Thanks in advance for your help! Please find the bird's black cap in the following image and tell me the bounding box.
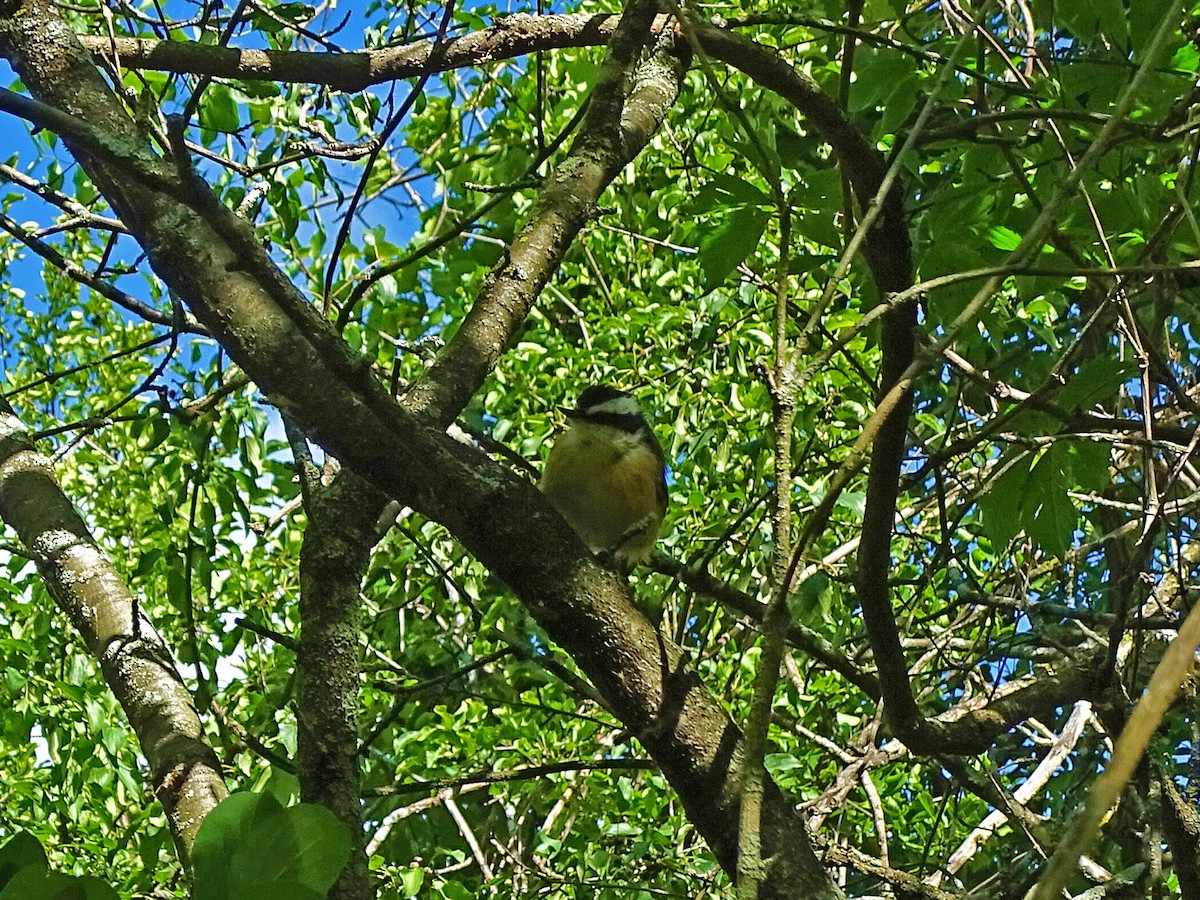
[576,385,631,410]
[563,385,632,418]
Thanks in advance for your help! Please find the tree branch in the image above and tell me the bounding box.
[77,13,663,93]
[288,424,390,900]
[0,397,227,865]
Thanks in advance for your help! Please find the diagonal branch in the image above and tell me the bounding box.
[0,210,204,331]
[0,397,227,864]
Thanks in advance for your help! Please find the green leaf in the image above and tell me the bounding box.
[194,793,350,900]
[764,752,802,773]
[437,879,475,900]
[399,866,425,897]
[248,803,352,893]
[1063,438,1113,493]
[986,226,1022,252]
[1056,356,1140,412]
[137,414,171,451]
[0,833,47,888]
[1024,483,1078,558]
[192,793,284,900]
[1026,446,1079,555]
[791,572,831,627]
[695,173,769,210]
[0,854,118,900]
[977,453,1034,550]
[979,447,1079,557]
[199,84,240,135]
[603,821,642,837]
[235,885,323,900]
[1060,0,1128,46]
[1171,41,1200,74]
[698,206,770,291]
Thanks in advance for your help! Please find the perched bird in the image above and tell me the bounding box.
[540,385,668,569]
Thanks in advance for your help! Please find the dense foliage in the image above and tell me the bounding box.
[2,0,1200,898]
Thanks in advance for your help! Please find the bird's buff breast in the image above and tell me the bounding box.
[541,430,662,552]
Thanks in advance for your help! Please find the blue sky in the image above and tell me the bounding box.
[0,0,543,329]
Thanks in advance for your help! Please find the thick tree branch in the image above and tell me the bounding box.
[77,13,662,93]
[295,480,384,900]
[0,397,227,864]
[1158,766,1200,896]
[930,650,1101,754]
[287,421,390,900]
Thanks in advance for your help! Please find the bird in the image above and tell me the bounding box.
[540,385,668,569]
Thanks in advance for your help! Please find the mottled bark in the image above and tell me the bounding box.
[77,13,657,93]
[0,398,226,864]
[294,461,388,900]
[1159,769,1200,897]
